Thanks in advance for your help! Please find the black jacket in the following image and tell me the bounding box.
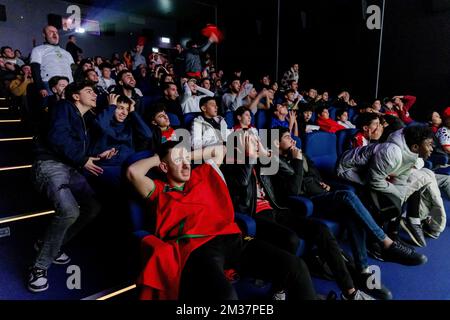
[271,154,327,202]
[34,100,93,169]
[223,163,286,216]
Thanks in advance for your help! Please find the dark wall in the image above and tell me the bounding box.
[381,0,450,119]
[216,0,278,81]
[217,0,450,120]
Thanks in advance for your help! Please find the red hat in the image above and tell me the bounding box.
[442,107,450,119]
[201,24,224,42]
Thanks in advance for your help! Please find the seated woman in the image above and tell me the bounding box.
[316,106,346,133]
[89,94,153,188]
[427,110,442,134]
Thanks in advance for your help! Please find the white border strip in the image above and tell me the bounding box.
[0,210,54,225]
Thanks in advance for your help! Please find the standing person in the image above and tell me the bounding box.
[31,25,74,99]
[28,81,115,292]
[281,63,300,90]
[65,35,83,64]
[184,34,219,78]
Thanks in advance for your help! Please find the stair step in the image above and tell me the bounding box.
[0,112,20,120]
[0,122,33,138]
[0,168,50,219]
[0,140,34,167]
[0,216,137,300]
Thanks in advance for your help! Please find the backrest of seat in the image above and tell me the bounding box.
[255,109,271,130]
[167,112,181,128]
[328,106,337,120]
[225,112,234,129]
[336,128,358,158]
[303,131,337,177]
[184,112,201,130]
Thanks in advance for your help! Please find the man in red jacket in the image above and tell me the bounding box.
[126,141,316,301]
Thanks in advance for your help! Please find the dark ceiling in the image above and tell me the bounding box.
[68,0,218,19]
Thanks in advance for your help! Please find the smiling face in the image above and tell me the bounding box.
[74,86,97,109]
[120,72,136,89]
[114,102,130,123]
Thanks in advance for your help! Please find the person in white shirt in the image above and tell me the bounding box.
[181,78,215,114]
[191,97,232,150]
[30,25,74,99]
[336,109,356,129]
[221,78,253,113]
[97,63,116,92]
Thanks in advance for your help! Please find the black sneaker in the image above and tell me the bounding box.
[28,267,49,293]
[383,241,427,266]
[34,241,71,265]
[422,217,441,239]
[388,232,416,250]
[356,272,393,300]
[399,218,427,247]
[367,242,385,262]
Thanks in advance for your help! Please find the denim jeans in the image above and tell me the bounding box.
[310,190,387,271]
[32,160,101,270]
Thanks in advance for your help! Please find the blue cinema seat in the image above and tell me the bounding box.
[167,112,181,128]
[225,112,234,129]
[336,128,358,158]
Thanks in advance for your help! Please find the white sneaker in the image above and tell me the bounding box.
[341,290,375,300]
[34,241,71,265]
[273,291,286,300]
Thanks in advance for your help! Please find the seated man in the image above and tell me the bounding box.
[224,132,377,300]
[126,141,317,300]
[88,94,153,189]
[352,113,383,148]
[149,103,177,150]
[28,82,113,292]
[191,96,231,150]
[181,78,215,114]
[270,127,428,297]
[271,103,299,137]
[316,106,346,133]
[338,126,447,247]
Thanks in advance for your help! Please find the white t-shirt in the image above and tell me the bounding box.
[30,44,74,82]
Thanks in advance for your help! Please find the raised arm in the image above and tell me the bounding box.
[126,154,161,198]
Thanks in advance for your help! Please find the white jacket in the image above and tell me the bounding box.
[337,129,446,232]
[181,83,214,114]
[190,115,233,150]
